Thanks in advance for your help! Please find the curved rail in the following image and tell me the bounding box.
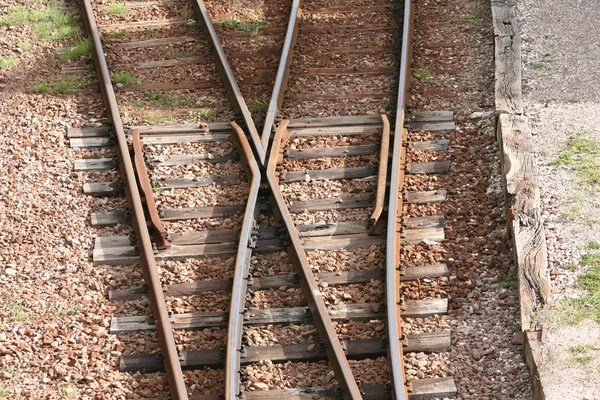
[192,0,266,164]
[386,0,415,398]
[78,0,188,398]
[224,123,262,400]
[266,121,363,400]
[369,114,391,234]
[261,0,303,151]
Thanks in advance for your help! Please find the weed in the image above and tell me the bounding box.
[20,41,33,51]
[106,3,129,15]
[35,77,89,94]
[0,58,16,69]
[570,344,600,354]
[414,67,432,79]
[493,264,517,289]
[144,115,172,125]
[152,183,163,194]
[35,82,50,93]
[187,18,196,26]
[60,383,77,400]
[551,130,600,190]
[587,241,600,250]
[219,16,264,36]
[0,7,78,41]
[7,302,29,322]
[188,108,214,120]
[113,72,137,85]
[146,26,157,36]
[568,99,579,104]
[250,96,268,115]
[564,264,578,271]
[451,15,480,24]
[0,387,11,397]
[531,62,551,70]
[171,51,194,59]
[60,39,93,62]
[107,30,126,38]
[145,91,193,109]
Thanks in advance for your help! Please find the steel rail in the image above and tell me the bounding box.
[368,114,391,235]
[191,0,266,164]
[225,122,262,400]
[261,0,303,151]
[78,0,188,398]
[266,121,363,400]
[386,0,414,398]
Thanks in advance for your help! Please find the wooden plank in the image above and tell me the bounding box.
[282,166,376,182]
[404,227,445,243]
[187,379,456,399]
[114,35,197,49]
[120,332,451,372]
[158,175,242,189]
[304,233,384,250]
[161,204,245,220]
[287,144,377,160]
[91,211,125,226]
[112,56,205,70]
[523,330,546,400]
[68,126,109,138]
[408,139,450,151]
[406,161,451,174]
[74,158,114,171]
[296,221,367,237]
[140,134,230,145]
[291,67,395,76]
[497,114,550,330]
[117,80,214,92]
[410,111,454,122]
[405,190,447,204]
[289,125,380,137]
[300,24,400,33]
[70,137,113,148]
[288,92,389,101]
[149,153,231,166]
[409,121,456,132]
[110,299,448,333]
[494,34,523,115]
[98,18,186,31]
[134,122,232,134]
[288,115,382,128]
[408,377,457,400]
[95,236,131,248]
[303,45,394,56]
[289,194,372,213]
[404,263,449,280]
[404,215,445,229]
[307,5,399,13]
[83,182,121,196]
[491,0,519,39]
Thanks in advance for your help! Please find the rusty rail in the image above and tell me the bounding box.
[386,0,415,398]
[131,129,171,249]
[224,122,262,400]
[266,121,363,400]
[191,0,266,164]
[368,114,391,235]
[78,0,188,398]
[261,0,303,151]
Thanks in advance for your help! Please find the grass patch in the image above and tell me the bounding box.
[60,383,77,400]
[587,241,600,250]
[188,108,214,120]
[550,130,600,190]
[20,41,33,51]
[0,58,16,70]
[144,115,173,125]
[451,15,480,24]
[0,7,78,41]
[145,91,194,109]
[493,264,518,289]
[568,99,579,104]
[171,51,194,59]
[250,96,268,115]
[107,30,126,38]
[106,2,129,15]
[35,77,89,94]
[563,263,578,271]
[218,16,265,36]
[60,39,93,62]
[532,62,551,70]
[570,344,600,354]
[113,72,137,85]
[414,67,432,79]
[0,387,11,397]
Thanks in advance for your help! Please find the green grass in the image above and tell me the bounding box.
[568,99,579,104]
[493,264,517,289]
[144,91,193,109]
[106,2,129,15]
[550,130,600,190]
[219,16,265,36]
[0,387,11,397]
[0,58,16,70]
[570,344,600,354]
[20,41,33,51]
[113,72,137,85]
[60,383,77,400]
[171,51,194,59]
[0,7,78,41]
[532,62,551,70]
[188,108,214,120]
[60,39,93,62]
[563,263,578,271]
[415,67,432,79]
[144,115,172,125]
[35,77,89,94]
[250,96,268,115]
[451,15,480,24]
[107,30,126,38]
[587,241,600,250]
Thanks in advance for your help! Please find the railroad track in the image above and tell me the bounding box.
[70,0,459,398]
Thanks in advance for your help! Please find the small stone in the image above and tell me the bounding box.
[4,268,16,276]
